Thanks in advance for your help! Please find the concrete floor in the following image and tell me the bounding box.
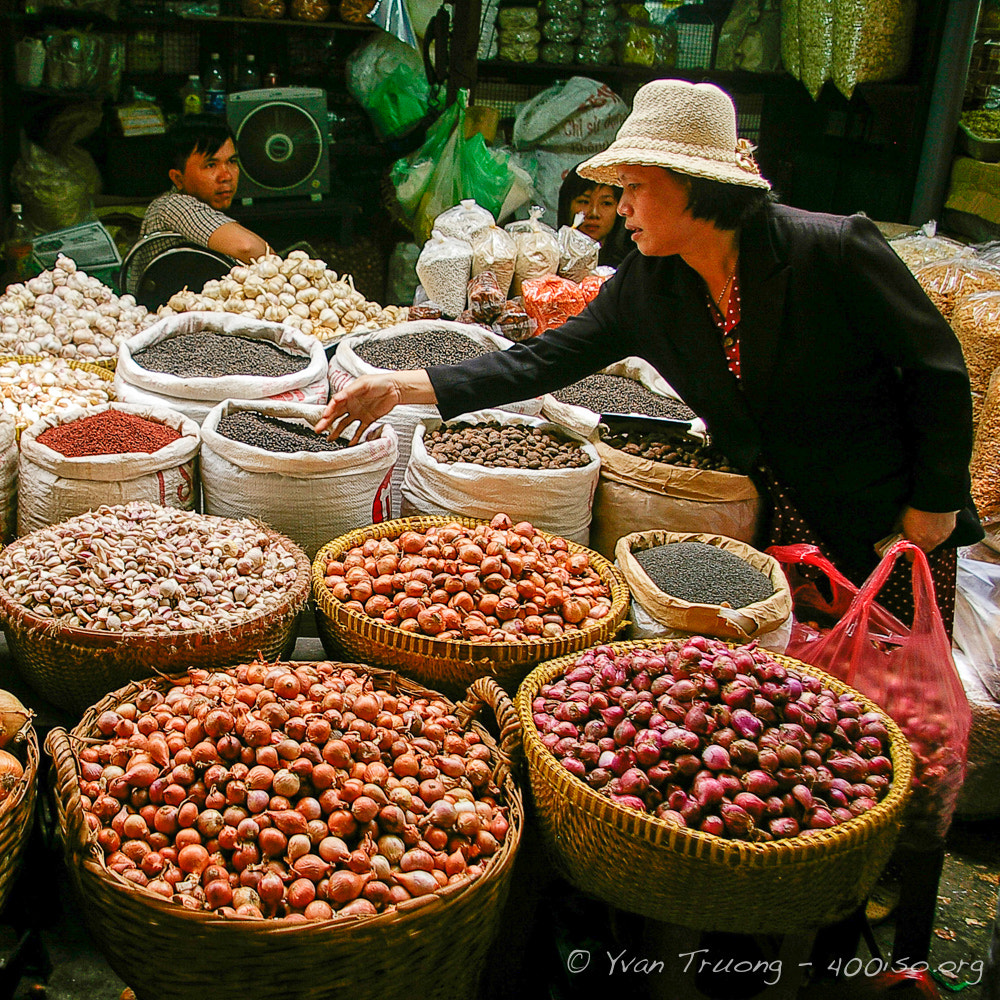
[1,617,997,1000]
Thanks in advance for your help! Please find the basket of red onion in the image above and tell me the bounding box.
[312,513,629,696]
[513,637,914,933]
[44,660,523,1000]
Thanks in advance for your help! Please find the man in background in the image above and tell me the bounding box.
[140,115,270,263]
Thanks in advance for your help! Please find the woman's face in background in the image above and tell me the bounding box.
[568,184,620,244]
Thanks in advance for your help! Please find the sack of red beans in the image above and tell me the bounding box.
[18,403,201,536]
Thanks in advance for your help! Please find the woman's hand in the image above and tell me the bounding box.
[900,506,957,553]
[313,370,437,445]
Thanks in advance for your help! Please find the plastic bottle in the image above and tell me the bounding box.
[179,74,204,115]
[4,205,32,281]
[202,52,227,115]
[234,53,260,91]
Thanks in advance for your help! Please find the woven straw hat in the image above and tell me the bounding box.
[578,79,771,190]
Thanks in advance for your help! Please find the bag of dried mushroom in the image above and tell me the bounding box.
[912,257,1000,323]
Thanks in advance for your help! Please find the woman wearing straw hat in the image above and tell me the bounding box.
[317,78,981,628]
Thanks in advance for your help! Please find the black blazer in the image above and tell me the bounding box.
[429,203,982,580]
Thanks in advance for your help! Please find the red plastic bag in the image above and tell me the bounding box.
[767,543,906,659]
[791,540,971,846]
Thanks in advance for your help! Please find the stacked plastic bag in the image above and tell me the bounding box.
[413,202,613,337]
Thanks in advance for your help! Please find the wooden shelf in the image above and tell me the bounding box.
[4,8,375,30]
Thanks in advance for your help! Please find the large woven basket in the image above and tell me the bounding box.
[0,526,311,715]
[45,668,523,1000]
[513,639,915,934]
[312,515,630,697]
[0,722,38,913]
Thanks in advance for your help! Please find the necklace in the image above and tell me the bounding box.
[715,261,738,312]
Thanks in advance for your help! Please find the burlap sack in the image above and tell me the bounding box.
[615,529,792,643]
[589,440,762,559]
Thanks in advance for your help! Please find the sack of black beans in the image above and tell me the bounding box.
[400,409,600,544]
[542,356,694,439]
[588,429,762,559]
[332,320,543,517]
[615,530,793,651]
[115,312,330,425]
[17,403,201,537]
[0,414,18,543]
[200,399,398,560]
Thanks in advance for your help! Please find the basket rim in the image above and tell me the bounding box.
[513,638,915,863]
[3,723,39,817]
[52,664,524,934]
[0,518,312,650]
[311,515,630,662]
[0,354,117,380]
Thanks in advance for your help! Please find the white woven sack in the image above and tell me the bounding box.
[17,403,201,537]
[115,312,329,425]
[200,399,398,560]
[0,415,17,543]
[333,321,543,516]
[400,409,600,545]
[541,356,694,438]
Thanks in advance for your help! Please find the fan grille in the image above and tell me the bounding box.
[235,101,324,192]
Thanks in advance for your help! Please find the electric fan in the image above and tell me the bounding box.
[226,88,331,202]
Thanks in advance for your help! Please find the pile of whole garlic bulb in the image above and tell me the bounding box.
[0,255,154,361]
[158,250,409,344]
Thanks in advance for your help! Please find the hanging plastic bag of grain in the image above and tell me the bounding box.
[779,0,800,77]
[557,223,600,283]
[400,409,600,544]
[615,530,793,651]
[832,0,917,100]
[115,312,330,425]
[972,365,1000,527]
[200,399,397,560]
[799,0,834,99]
[950,292,1000,423]
[415,232,474,320]
[541,356,695,439]
[432,199,496,245]
[17,403,201,536]
[912,257,1000,324]
[506,207,561,296]
[588,418,762,559]
[0,414,17,544]
[331,320,543,516]
[470,225,517,299]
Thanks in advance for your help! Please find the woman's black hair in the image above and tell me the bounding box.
[164,115,236,173]
[556,168,632,267]
[671,170,776,230]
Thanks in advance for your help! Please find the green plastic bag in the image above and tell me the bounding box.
[366,62,431,141]
[390,91,519,243]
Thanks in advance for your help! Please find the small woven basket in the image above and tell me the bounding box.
[0,722,39,912]
[513,639,915,934]
[0,527,312,715]
[0,355,117,438]
[45,668,523,1000]
[312,515,630,697]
